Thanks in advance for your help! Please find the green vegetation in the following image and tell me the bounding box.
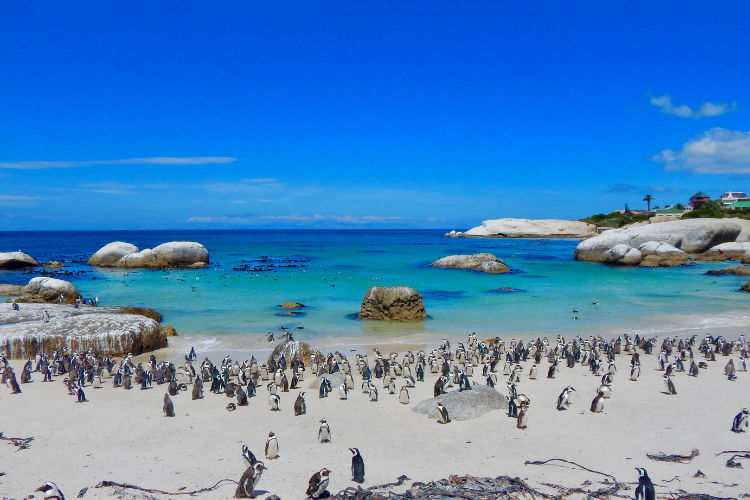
[581,211,651,228]
[680,200,725,219]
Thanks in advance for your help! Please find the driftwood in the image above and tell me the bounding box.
[0,431,33,450]
[669,493,739,500]
[525,458,623,498]
[95,478,238,496]
[647,449,699,463]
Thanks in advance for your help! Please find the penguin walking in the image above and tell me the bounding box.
[516,402,529,429]
[436,402,451,424]
[731,408,749,432]
[306,468,331,499]
[591,388,605,413]
[35,482,65,500]
[294,392,306,415]
[556,386,575,410]
[399,385,410,404]
[350,448,365,483]
[163,393,175,417]
[318,419,331,443]
[634,468,655,500]
[268,393,281,411]
[663,375,677,395]
[264,432,279,459]
[235,461,266,498]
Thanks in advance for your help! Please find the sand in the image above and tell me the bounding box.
[1,336,749,500]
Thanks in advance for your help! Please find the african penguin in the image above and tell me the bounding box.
[634,468,655,500]
[234,462,266,498]
[399,386,409,404]
[306,468,331,499]
[556,386,575,410]
[242,444,258,465]
[436,402,451,424]
[350,448,365,483]
[268,393,280,411]
[163,393,175,417]
[264,432,279,459]
[591,389,605,413]
[318,419,331,443]
[294,392,306,415]
[35,482,65,500]
[731,408,749,433]
[516,402,529,429]
[663,375,677,395]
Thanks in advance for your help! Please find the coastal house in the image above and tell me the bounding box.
[689,191,711,210]
[720,191,750,205]
[726,200,750,211]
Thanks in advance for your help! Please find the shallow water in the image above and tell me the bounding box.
[1,230,748,349]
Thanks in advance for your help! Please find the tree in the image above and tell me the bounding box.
[642,194,654,212]
[624,203,631,215]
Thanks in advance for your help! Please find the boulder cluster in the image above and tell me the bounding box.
[87,241,209,269]
[431,253,510,274]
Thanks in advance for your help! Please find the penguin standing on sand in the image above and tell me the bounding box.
[269,393,280,411]
[547,358,560,379]
[235,461,266,498]
[192,378,203,400]
[399,385,410,404]
[168,378,179,396]
[339,383,348,400]
[634,468,655,500]
[436,402,451,424]
[725,359,736,380]
[591,388,605,413]
[236,386,248,406]
[663,374,677,395]
[731,408,749,432]
[163,393,175,417]
[294,392,306,415]
[688,360,699,377]
[556,386,575,410]
[528,364,537,380]
[265,432,279,459]
[368,382,378,402]
[516,402,529,429]
[318,419,331,443]
[35,482,65,500]
[630,362,640,381]
[306,468,331,499]
[76,385,87,403]
[350,448,365,483]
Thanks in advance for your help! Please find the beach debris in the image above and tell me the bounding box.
[715,450,750,469]
[694,469,706,478]
[77,486,88,497]
[647,448,699,463]
[95,478,238,496]
[525,458,623,498]
[0,431,33,451]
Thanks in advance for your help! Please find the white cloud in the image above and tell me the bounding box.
[652,128,750,174]
[0,156,238,170]
[650,95,736,119]
[187,214,405,225]
[0,195,39,205]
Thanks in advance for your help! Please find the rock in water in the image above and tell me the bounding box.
[152,242,209,267]
[87,241,140,266]
[697,242,750,261]
[0,251,39,270]
[279,302,306,309]
[431,253,510,274]
[0,284,23,296]
[0,303,168,358]
[575,219,742,264]
[412,386,508,420]
[447,218,596,239]
[14,277,80,304]
[269,340,325,366]
[706,265,750,276]
[637,241,689,267]
[741,281,750,293]
[359,286,428,321]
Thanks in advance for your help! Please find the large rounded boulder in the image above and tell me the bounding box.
[0,251,39,269]
[152,241,209,267]
[118,249,161,268]
[431,253,510,274]
[412,386,507,421]
[16,277,80,304]
[268,340,325,367]
[696,242,750,261]
[88,242,140,266]
[359,286,428,321]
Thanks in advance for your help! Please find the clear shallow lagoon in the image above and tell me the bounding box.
[2,230,749,348]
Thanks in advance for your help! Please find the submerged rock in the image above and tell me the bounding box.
[706,265,750,276]
[431,253,510,274]
[0,251,39,269]
[44,261,64,269]
[268,340,325,366]
[359,286,428,321]
[412,386,507,420]
[14,277,80,304]
[741,281,750,292]
[448,218,595,239]
[279,302,306,309]
[0,303,168,359]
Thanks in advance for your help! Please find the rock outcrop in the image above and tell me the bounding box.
[0,251,39,269]
[279,302,306,309]
[88,241,209,269]
[706,265,750,276]
[412,386,507,421]
[696,242,750,261]
[447,219,596,239]
[741,281,750,293]
[359,286,428,321]
[268,340,325,366]
[575,219,742,266]
[0,284,23,296]
[431,253,510,273]
[0,303,168,359]
[13,277,81,304]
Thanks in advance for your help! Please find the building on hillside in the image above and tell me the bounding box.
[689,191,711,210]
[720,191,750,205]
[726,200,750,211]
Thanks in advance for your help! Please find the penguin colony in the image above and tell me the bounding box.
[4,329,750,499]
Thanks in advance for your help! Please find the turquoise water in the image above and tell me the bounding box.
[2,230,748,346]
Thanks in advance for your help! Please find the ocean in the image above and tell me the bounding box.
[1,230,748,351]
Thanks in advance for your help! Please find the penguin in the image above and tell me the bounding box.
[388,377,396,394]
[306,468,331,499]
[163,393,175,417]
[20,365,31,383]
[294,392,306,415]
[339,383,348,400]
[236,386,249,406]
[91,374,102,389]
[597,384,612,399]
[9,376,21,394]
[192,378,203,400]
[242,444,258,465]
[591,389,605,413]
[123,372,132,390]
[350,448,365,483]
[76,385,87,403]
[725,359,736,380]
[634,468,655,500]
[516,402,529,429]
[663,375,677,395]
[399,385,410,404]
[528,364,537,380]
[630,362,641,381]
[319,379,332,398]
[368,382,378,402]
[436,402,451,424]
[556,386,575,410]
[547,358,559,379]
[731,408,749,432]
[416,363,424,382]
[688,360,699,377]
[318,419,331,443]
[433,376,446,397]
[235,462,266,498]
[264,432,279,459]
[345,372,355,389]
[35,482,65,500]
[168,378,179,396]
[268,393,281,411]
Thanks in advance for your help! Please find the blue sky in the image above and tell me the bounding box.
[1,1,748,230]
